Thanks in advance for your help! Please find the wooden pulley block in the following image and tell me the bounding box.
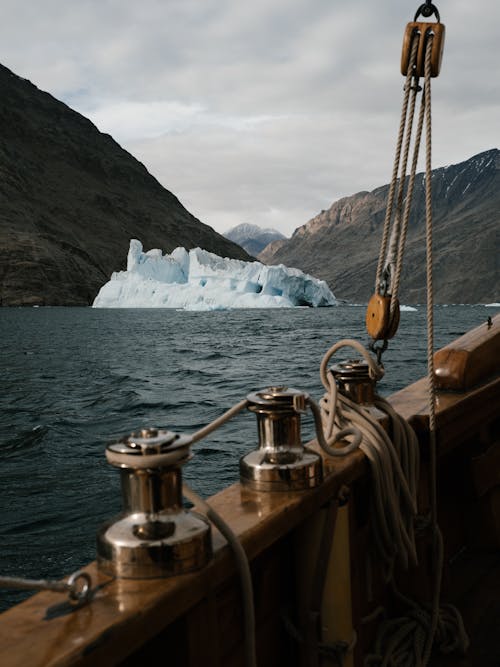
[365,294,400,341]
[401,21,445,78]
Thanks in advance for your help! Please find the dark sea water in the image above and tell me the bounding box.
[0,304,497,611]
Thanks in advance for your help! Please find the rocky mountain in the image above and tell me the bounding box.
[0,64,251,306]
[224,223,286,257]
[261,149,500,303]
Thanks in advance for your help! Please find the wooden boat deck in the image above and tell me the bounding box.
[0,314,498,666]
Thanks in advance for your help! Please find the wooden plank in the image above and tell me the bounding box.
[0,470,359,667]
[118,616,188,666]
[434,313,499,391]
[389,371,500,454]
[186,593,220,667]
[472,441,500,497]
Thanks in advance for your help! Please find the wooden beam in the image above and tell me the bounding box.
[434,313,499,391]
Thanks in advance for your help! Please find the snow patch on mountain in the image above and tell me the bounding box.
[224,223,287,256]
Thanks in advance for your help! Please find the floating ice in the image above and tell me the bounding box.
[93,240,336,310]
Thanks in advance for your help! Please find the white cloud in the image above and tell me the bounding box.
[125,110,398,234]
[85,100,289,142]
[86,101,208,141]
[0,0,498,235]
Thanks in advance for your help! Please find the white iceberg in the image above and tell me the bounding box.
[92,240,337,310]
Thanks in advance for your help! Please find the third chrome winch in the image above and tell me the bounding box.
[329,359,379,405]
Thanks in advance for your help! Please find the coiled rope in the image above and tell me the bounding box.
[310,339,420,576]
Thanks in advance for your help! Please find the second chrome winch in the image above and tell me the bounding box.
[239,386,323,492]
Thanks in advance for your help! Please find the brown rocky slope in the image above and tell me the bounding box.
[259,149,500,304]
[0,64,251,306]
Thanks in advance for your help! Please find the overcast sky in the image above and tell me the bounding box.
[1,0,498,236]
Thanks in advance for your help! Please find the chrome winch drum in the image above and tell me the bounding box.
[97,428,212,579]
[239,386,323,492]
[329,359,379,405]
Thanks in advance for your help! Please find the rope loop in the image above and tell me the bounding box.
[315,339,420,575]
[319,338,383,391]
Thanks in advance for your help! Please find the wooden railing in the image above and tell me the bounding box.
[0,314,498,667]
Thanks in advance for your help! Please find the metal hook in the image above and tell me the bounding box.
[369,339,388,367]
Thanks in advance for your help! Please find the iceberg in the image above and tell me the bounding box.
[92,240,337,310]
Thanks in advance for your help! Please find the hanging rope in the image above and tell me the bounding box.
[374,33,420,300]
[364,17,469,666]
[421,27,441,666]
[367,14,445,360]
[182,484,257,667]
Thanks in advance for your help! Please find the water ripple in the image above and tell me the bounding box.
[1,425,48,457]
[0,304,494,611]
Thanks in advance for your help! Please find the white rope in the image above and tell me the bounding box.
[182,401,256,665]
[190,399,248,443]
[375,34,421,294]
[364,534,469,667]
[421,31,441,667]
[315,336,468,666]
[182,484,257,667]
[383,35,422,303]
[313,339,420,575]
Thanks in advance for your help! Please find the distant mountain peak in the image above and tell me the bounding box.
[225,222,286,240]
[223,223,287,257]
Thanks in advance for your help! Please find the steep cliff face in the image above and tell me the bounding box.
[261,150,500,303]
[0,64,251,306]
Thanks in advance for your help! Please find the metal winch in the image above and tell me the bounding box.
[97,428,212,579]
[329,359,380,405]
[328,358,388,430]
[239,386,323,492]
